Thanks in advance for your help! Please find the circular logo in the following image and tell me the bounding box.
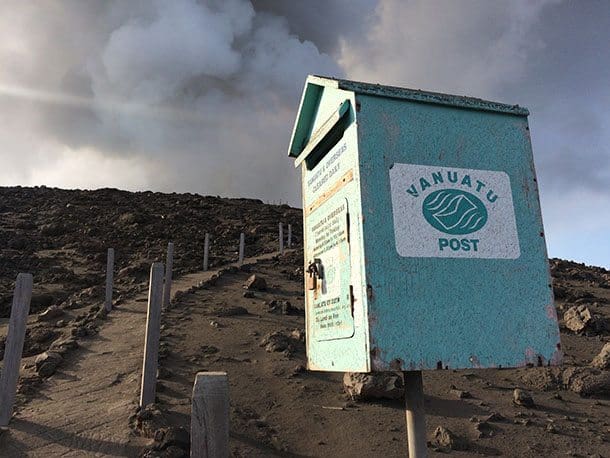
[422,189,488,235]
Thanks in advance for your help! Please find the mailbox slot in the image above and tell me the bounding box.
[294,100,352,171]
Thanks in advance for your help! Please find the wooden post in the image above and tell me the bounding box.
[279,222,284,254]
[238,233,245,264]
[288,224,292,248]
[0,273,33,426]
[404,370,428,458]
[203,233,210,271]
[140,263,164,408]
[105,248,114,312]
[191,372,229,458]
[162,242,174,309]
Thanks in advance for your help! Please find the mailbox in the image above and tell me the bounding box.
[288,75,561,372]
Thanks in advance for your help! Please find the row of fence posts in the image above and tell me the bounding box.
[0,223,294,452]
[200,223,294,271]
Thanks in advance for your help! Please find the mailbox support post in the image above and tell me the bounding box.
[404,370,428,458]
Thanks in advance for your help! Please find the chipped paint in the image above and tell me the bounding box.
[546,303,559,321]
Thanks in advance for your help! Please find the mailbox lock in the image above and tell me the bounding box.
[306,259,323,290]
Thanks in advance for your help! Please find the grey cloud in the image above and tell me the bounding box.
[0,0,608,226]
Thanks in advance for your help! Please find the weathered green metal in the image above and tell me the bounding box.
[289,75,561,372]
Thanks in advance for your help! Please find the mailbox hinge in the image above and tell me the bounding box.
[349,285,355,317]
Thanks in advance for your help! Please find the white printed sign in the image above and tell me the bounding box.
[389,163,520,259]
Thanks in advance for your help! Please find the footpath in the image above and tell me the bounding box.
[0,252,282,457]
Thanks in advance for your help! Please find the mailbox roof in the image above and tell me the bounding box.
[288,75,529,158]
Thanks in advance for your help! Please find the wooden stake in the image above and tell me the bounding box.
[238,233,245,264]
[162,242,174,309]
[279,222,284,254]
[140,263,164,408]
[203,233,210,271]
[288,224,292,248]
[191,372,229,458]
[0,273,33,426]
[404,370,428,458]
[105,248,114,312]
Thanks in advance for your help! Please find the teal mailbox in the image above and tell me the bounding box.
[288,75,561,373]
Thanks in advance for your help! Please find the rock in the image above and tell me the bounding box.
[474,420,494,438]
[266,300,304,316]
[39,222,65,236]
[29,327,58,344]
[211,305,248,317]
[136,404,169,438]
[591,343,610,369]
[519,367,562,391]
[244,274,267,291]
[564,305,592,332]
[562,367,610,396]
[158,426,190,450]
[163,446,187,458]
[513,388,535,407]
[546,423,558,434]
[343,372,404,400]
[243,291,255,298]
[449,386,471,399]
[38,305,64,322]
[290,328,305,341]
[35,351,63,377]
[31,294,60,314]
[49,337,78,352]
[200,345,219,355]
[484,412,506,423]
[260,331,292,353]
[431,426,468,451]
[562,305,607,334]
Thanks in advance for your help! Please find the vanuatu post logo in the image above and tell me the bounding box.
[389,163,520,259]
[422,189,488,235]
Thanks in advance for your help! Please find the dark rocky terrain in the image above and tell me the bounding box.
[0,186,301,318]
[0,186,608,457]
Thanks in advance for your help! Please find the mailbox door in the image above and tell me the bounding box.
[305,196,354,341]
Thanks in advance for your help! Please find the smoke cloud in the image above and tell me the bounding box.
[0,0,608,266]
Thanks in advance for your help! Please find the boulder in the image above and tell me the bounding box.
[266,300,304,316]
[38,305,64,322]
[157,426,190,451]
[563,367,610,396]
[562,305,607,334]
[35,351,63,377]
[343,372,404,400]
[432,426,469,451]
[564,305,592,332]
[244,274,267,291]
[513,388,534,407]
[260,331,292,353]
[591,343,610,369]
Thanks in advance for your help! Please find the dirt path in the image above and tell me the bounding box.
[0,252,283,457]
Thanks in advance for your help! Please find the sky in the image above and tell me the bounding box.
[0,0,608,268]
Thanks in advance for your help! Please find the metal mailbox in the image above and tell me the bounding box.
[288,75,561,373]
